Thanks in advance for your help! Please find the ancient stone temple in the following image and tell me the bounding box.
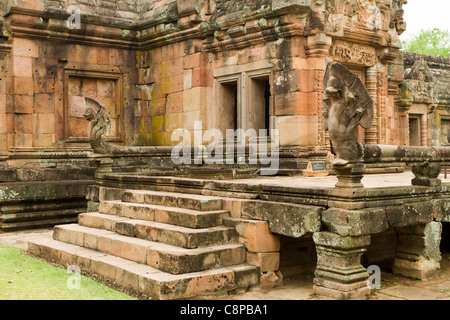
[398,53,450,147]
[0,0,449,300]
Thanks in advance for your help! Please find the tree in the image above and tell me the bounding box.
[402,28,450,58]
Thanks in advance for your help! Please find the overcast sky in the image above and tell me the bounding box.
[400,0,450,41]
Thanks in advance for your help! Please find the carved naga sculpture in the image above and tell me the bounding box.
[83,97,117,154]
[322,62,374,164]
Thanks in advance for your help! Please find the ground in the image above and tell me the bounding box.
[0,227,449,300]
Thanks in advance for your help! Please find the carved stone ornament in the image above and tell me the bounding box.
[390,8,406,35]
[322,62,374,164]
[329,40,377,66]
[355,0,382,31]
[391,0,407,35]
[411,161,441,187]
[83,97,118,154]
[403,59,435,104]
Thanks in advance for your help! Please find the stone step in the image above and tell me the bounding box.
[79,212,239,249]
[28,237,259,300]
[122,190,223,211]
[99,200,229,229]
[53,224,246,275]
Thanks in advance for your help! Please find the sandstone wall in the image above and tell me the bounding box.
[0,0,412,151]
[0,0,427,230]
[396,52,450,146]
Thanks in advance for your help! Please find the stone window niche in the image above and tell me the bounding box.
[213,64,273,142]
[63,69,123,144]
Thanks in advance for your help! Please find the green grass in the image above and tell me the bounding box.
[0,244,136,300]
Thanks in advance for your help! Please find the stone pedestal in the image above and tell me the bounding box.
[411,162,441,187]
[334,162,366,189]
[313,231,371,300]
[393,222,442,281]
[328,162,366,210]
[89,155,113,174]
[87,155,112,211]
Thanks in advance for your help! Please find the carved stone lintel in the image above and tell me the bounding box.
[329,40,377,66]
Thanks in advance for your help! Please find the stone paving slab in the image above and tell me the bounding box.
[370,292,404,300]
[225,172,450,189]
[378,285,449,300]
[0,228,53,250]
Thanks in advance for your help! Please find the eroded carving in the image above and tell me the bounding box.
[411,161,441,187]
[329,40,377,66]
[390,9,406,35]
[83,97,117,154]
[402,59,435,104]
[355,0,382,31]
[325,0,356,32]
[391,0,407,35]
[322,62,374,164]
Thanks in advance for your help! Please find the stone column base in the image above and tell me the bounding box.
[392,256,441,281]
[313,283,370,300]
[313,232,371,300]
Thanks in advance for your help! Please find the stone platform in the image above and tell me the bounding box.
[22,170,450,300]
[220,171,449,188]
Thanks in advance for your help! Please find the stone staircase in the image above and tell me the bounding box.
[27,189,260,299]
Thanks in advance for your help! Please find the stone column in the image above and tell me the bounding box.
[420,113,428,146]
[314,164,376,299]
[0,43,10,153]
[306,33,332,150]
[393,222,442,281]
[365,66,378,144]
[313,231,371,300]
[394,109,410,146]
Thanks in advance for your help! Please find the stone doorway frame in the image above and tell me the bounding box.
[212,61,274,137]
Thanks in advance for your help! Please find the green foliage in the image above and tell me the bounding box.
[0,244,135,300]
[402,28,450,58]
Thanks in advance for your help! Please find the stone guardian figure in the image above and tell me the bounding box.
[322,62,374,164]
[83,97,116,154]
